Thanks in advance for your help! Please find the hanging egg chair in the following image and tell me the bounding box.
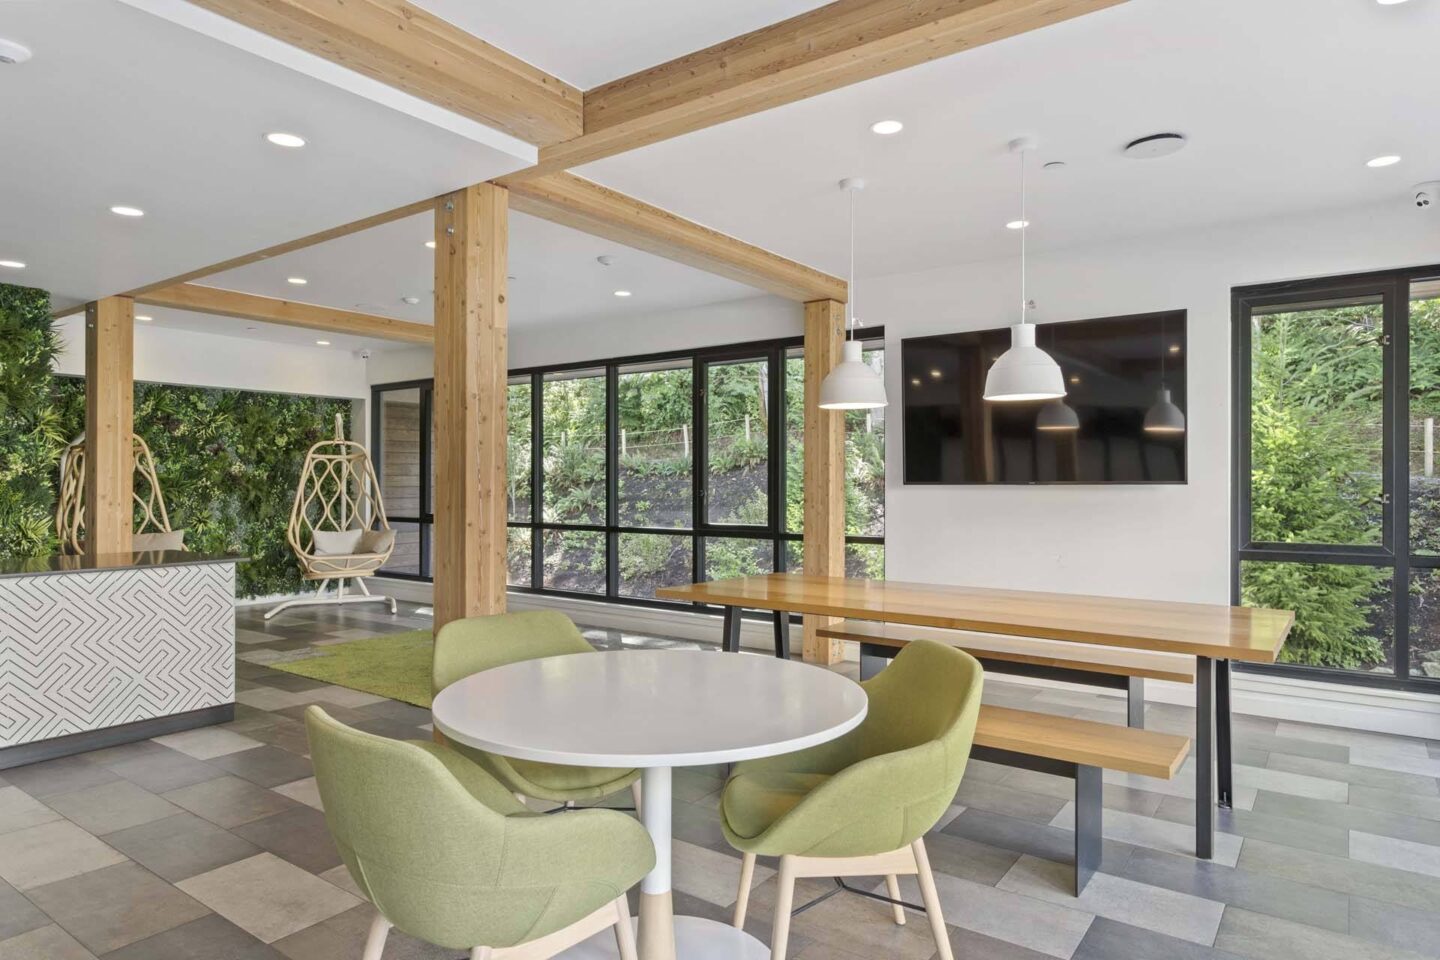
[55,433,183,555]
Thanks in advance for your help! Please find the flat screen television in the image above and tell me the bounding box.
[902,311,1187,484]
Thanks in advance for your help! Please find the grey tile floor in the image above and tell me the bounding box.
[2,601,1440,958]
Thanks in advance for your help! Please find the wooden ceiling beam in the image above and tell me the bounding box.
[137,283,434,344]
[520,0,1126,176]
[502,173,847,303]
[184,0,582,146]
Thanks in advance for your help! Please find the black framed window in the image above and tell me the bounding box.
[1233,266,1440,688]
[371,329,885,611]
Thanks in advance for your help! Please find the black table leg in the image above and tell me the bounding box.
[722,606,741,653]
[1074,764,1102,895]
[1126,677,1145,729]
[773,610,791,660]
[1195,656,1215,859]
[1216,658,1233,808]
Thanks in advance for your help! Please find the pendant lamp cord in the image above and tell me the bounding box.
[1020,147,1028,325]
[1160,314,1167,387]
[848,184,856,342]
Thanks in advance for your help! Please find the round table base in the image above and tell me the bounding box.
[556,915,770,960]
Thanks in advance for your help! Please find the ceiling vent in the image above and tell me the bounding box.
[1123,133,1188,159]
[0,39,32,64]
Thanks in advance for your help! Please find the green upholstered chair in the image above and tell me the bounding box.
[722,640,983,960]
[305,706,653,960]
[432,610,642,809]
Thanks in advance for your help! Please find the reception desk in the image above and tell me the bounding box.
[0,550,242,768]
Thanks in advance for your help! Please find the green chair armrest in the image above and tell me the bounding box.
[500,807,655,893]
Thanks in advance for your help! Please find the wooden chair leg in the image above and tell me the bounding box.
[613,895,638,960]
[883,874,906,925]
[630,780,643,818]
[362,912,391,960]
[734,852,756,928]
[771,855,797,960]
[911,839,953,960]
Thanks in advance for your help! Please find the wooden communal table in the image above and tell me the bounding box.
[657,573,1294,861]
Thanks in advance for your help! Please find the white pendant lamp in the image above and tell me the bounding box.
[984,138,1065,403]
[1036,398,1080,431]
[819,178,888,410]
[1144,315,1186,433]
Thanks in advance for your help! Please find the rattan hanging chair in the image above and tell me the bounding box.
[56,433,183,555]
[265,415,398,620]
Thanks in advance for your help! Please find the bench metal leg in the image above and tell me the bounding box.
[722,606,741,653]
[1216,659,1233,808]
[773,610,791,660]
[1074,764,1102,895]
[1195,656,1215,859]
[1126,677,1145,729]
[859,643,889,681]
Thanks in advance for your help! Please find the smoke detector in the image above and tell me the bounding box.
[0,38,32,64]
[1123,133,1188,159]
[596,255,617,267]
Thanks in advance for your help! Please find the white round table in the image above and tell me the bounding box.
[431,649,868,960]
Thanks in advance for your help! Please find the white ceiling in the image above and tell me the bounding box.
[577,0,1440,279]
[196,209,758,336]
[410,0,832,89]
[0,0,531,313]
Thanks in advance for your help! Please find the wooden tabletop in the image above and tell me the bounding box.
[656,574,1293,663]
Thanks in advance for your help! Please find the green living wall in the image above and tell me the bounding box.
[0,281,352,598]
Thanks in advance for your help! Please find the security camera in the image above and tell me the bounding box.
[1415,182,1440,210]
[358,348,373,360]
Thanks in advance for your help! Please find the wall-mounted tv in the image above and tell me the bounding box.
[902,311,1187,485]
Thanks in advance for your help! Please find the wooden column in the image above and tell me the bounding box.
[83,297,135,555]
[432,183,509,628]
[802,299,846,664]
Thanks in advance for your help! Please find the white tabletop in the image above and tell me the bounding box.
[431,649,868,768]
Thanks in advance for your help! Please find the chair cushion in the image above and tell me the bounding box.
[358,528,396,554]
[133,529,185,551]
[721,771,831,841]
[313,529,364,555]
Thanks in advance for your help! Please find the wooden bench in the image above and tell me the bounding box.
[974,705,1190,894]
[820,620,1196,728]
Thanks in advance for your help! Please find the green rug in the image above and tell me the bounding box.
[272,630,436,708]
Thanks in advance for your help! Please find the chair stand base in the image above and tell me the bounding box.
[791,877,927,918]
[263,576,398,620]
[738,840,953,960]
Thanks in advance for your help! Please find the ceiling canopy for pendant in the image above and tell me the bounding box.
[819,177,887,411]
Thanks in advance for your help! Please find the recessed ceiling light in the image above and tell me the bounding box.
[910,377,921,387]
[287,277,308,285]
[135,314,153,322]
[614,290,632,297]
[929,368,943,380]
[1169,343,1181,353]
[401,296,421,305]
[1068,375,1081,384]
[1122,133,1188,159]
[315,339,331,346]
[264,132,306,148]
[1376,0,1411,5]
[1006,219,1030,230]
[1043,160,1068,170]
[0,259,25,269]
[424,240,436,249]
[110,205,144,217]
[870,119,904,136]
[1367,154,1402,168]
[0,38,33,65]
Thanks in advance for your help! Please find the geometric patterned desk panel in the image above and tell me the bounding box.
[0,562,235,747]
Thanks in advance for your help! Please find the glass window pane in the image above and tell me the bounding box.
[542,369,606,525]
[847,542,885,579]
[784,538,802,573]
[847,345,886,537]
[1241,559,1392,672]
[785,350,804,535]
[507,526,532,588]
[704,537,774,581]
[379,520,421,576]
[1409,279,1440,556]
[378,389,422,520]
[706,358,769,526]
[1409,569,1440,679]
[509,379,533,522]
[618,533,692,599]
[1249,297,1385,546]
[618,360,693,528]
[542,529,605,594]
